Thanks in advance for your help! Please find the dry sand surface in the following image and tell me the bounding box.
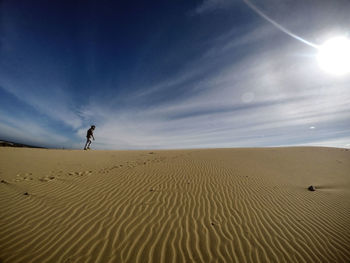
[0,147,349,263]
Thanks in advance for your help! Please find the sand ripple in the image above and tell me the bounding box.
[0,147,350,262]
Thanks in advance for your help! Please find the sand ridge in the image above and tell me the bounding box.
[0,147,349,262]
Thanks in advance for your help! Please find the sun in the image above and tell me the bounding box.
[317,37,350,75]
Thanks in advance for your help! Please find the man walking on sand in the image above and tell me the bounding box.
[84,125,95,150]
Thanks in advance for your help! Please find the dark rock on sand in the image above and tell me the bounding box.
[308,186,316,191]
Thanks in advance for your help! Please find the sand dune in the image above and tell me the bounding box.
[0,147,349,263]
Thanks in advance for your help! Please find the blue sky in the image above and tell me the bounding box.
[1,0,350,149]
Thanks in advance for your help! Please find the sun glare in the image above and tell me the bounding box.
[317,37,350,75]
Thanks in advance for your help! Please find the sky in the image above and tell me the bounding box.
[1,0,350,149]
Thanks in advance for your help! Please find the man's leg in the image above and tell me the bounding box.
[87,139,92,149]
[84,138,89,150]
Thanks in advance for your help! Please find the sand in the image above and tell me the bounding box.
[0,147,349,263]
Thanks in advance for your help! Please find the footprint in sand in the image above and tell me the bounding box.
[1,179,10,184]
[98,168,110,174]
[68,171,93,177]
[38,170,64,182]
[14,173,34,182]
[109,164,124,170]
[39,175,56,182]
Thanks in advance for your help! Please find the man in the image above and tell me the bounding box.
[84,125,95,150]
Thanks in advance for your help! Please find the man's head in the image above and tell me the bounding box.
[91,125,95,130]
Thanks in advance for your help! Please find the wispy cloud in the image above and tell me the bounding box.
[194,0,237,14]
[80,35,350,149]
[1,0,349,149]
[0,79,83,130]
[0,110,71,148]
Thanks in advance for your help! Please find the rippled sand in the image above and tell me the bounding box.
[0,147,349,263]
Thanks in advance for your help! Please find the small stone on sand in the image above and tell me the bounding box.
[308,186,316,191]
